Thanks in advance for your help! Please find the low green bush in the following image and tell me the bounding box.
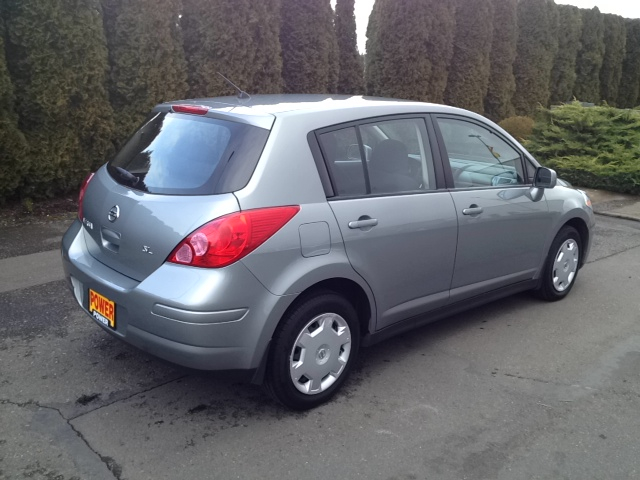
[499,116,535,142]
[525,102,640,194]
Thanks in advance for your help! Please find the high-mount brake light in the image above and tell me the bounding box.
[171,104,209,116]
[78,172,95,221]
[167,206,301,268]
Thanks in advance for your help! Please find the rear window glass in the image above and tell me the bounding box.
[107,112,269,195]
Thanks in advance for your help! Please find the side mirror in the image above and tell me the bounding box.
[534,167,557,189]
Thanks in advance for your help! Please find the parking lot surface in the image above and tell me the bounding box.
[1,213,640,480]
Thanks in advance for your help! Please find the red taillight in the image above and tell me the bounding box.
[78,172,95,220]
[171,104,209,115]
[167,206,301,268]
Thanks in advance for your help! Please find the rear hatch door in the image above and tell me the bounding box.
[80,109,271,281]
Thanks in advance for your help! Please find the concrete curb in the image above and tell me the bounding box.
[594,211,640,223]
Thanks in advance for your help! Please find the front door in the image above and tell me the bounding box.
[433,116,552,301]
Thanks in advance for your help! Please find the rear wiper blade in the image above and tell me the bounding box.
[114,167,139,186]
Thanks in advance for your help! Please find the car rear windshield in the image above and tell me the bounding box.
[107,112,269,195]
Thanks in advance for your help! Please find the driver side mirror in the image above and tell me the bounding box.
[534,167,557,189]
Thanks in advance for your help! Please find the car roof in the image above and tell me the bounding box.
[161,94,477,116]
[157,94,498,132]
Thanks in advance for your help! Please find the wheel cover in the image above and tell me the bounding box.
[552,239,579,292]
[289,313,352,395]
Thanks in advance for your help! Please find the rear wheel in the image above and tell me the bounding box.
[534,226,581,301]
[265,291,360,410]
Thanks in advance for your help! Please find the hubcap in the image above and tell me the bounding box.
[552,239,579,292]
[289,313,352,395]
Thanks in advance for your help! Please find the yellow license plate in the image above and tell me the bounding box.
[89,289,116,329]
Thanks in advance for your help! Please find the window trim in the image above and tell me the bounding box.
[431,114,531,191]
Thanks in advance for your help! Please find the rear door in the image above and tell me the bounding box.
[317,116,458,331]
[433,115,551,301]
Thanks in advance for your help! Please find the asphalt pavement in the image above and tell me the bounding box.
[1,190,640,480]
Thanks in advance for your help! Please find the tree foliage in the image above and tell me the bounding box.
[0,18,28,201]
[513,0,558,116]
[335,0,363,94]
[527,103,640,194]
[484,0,518,121]
[599,14,626,106]
[573,7,605,103]
[103,0,188,145]
[549,5,582,104]
[444,0,495,113]
[423,1,457,104]
[280,0,338,93]
[182,0,254,98]
[372,0,455,103]
[364,0,383,96]
[3,0,114,198]
[617,19,640,108]
[251,0,283,93]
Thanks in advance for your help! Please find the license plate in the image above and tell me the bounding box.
[89,289,116,329]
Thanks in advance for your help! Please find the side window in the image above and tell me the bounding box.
[437,118,525,188]
[360,118,435,194]
[319,127,367,196]
[320,118,435,197]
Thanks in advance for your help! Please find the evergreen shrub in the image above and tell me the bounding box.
[526,103,640,194]
[499,116,534,141]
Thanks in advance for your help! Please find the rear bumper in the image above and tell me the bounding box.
[61,219,293,372]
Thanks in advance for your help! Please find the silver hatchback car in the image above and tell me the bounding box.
[62,95,594,409]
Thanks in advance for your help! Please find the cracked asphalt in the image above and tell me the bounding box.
[1,214,640,480]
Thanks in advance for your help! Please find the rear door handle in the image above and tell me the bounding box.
[462,205,483,216]
[348,218,378,229]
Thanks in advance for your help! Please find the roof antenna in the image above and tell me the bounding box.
[217,72,251,104]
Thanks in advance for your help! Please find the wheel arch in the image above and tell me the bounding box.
[562,216,590,268]
[251,276,375,386]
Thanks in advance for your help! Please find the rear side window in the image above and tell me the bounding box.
[319,117,435,197]
[108,112,269,195]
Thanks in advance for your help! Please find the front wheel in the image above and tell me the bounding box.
[265,291,360,410]
[534,226,582,301]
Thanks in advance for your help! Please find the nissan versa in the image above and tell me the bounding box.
[61,95,594,410]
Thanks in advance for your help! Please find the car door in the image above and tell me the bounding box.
[432,115,552,302]
[316,116,458,331]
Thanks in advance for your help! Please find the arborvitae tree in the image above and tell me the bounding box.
[103,0,187,145]
[375,0,432,101]
[549,5,582,105]
[327,14,340,94]
[4,0,115,198]
[423,1,456,104]
[444,0,495,113]
[0,19,28,201]
[183,0,255,97]
[280,0,338,93]
[364,0,383,96]
[251,0,283,93]
[335,0,364,94]
[373,0,455,102]
[573,7,606,103]
[513,0,559,116]
[484,0,518,121]
[600,14,627,106]
[618,19,640,108]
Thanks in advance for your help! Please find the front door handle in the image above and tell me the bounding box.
[348,218,378,229]
[462,205,484,216]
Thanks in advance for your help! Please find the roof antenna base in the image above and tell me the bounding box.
[217,73,251,104]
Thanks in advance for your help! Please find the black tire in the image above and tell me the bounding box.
[265,290,360,410]
[534,226,582,302]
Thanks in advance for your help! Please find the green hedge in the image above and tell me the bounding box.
[525,102,640,194]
